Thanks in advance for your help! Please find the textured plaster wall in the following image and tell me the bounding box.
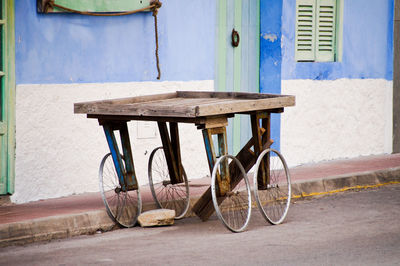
[12,81,212,203]
[281,79,393,167]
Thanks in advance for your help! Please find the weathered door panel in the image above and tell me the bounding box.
[215,0,260,155]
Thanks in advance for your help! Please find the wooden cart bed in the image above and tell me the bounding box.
[74,91,295,118]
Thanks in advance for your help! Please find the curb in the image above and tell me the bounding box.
[0,210,115,248]
[291,167,400,198]
[1,167,399,248]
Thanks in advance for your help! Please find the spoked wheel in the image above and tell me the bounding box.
[211,155,252,233]
[253,148,291,225]
[148,147,190,220]
[99,153,142,228]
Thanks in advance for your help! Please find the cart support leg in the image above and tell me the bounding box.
[202,127,229,196]
[170,122,183,183]
[102,122,137,191]
[251,112,271,189]
[157,122,183,184]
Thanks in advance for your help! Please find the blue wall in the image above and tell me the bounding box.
[260,0,282,94]
[15,0,216,84]
[260,0,283,150]
[281,0,394,80]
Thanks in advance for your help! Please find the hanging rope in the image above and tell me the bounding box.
[44,0,162,79]
[153,6,161,80]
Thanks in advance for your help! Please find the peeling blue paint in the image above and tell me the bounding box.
[261,33,278,42]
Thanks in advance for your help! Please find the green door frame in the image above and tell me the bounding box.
[0,0,15,195]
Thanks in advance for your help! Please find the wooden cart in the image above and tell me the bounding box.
[74,91,295,232]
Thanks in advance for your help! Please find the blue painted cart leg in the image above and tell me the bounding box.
[202,129,216,174]
[103,122,137,191]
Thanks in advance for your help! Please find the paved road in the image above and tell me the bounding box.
[1,185,399,266]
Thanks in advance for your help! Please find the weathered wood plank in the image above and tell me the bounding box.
[156,97,229,108]
[76,103,198,118]
[177,91,295,100]
[89,114,206,124]
[74,92,177,113]
[129,97,228,110]
[195,96,295,117]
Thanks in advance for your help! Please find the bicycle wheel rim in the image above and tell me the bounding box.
[211,155,252,233]
[99,153,142,227]
[253,149,291,225]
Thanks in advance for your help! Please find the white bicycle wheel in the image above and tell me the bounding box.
[253,149,291,225]
[99,153,142,228]
[148,147,190,219]
[211,155,252,233]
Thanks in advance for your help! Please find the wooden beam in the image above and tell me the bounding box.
[119,123,137,190]
[169,122,183,183]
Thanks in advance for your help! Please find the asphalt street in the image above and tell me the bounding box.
[1,184,399,266]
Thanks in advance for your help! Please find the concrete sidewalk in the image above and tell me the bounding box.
[1,154,399,247]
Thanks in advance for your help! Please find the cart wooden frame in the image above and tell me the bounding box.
[74,91,295,231]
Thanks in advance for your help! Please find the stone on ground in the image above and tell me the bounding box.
[138,209,175,227]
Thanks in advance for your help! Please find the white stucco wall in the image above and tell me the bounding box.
[12,78,394,203]
[281,79,393,167]
[12,81,213,203]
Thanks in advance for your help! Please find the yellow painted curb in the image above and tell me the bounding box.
[292,181,400,199]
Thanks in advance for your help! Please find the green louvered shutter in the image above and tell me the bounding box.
[315,0,336,61]
[295,0,316,61]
